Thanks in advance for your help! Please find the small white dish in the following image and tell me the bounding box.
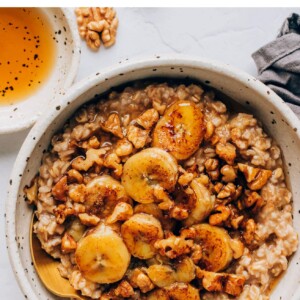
[0,7,80,134]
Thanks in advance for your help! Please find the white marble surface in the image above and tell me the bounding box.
[1,7,299,299]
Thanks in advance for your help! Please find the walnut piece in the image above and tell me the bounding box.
[196,268,245,297]
[102,113,123,138]
[136,108,159,129]
[114,280,135,298]
[106,202,133,224]
[61,232,77,253]
[127,124,150,149]
[154,234,194,259]
[115,138,133,157]
[68,184,86,203]
[52,176,68,201]
[216,142,236,165]
[75,7,118,50]
[238,163,272,190]
[72,148,108,171]
[78,213,100,226]
[24,177,38,205]
[67,169,83,183]
[128,268,155,293]
[209,205,231,226]
[103,152,123,177]
[220,165,237,182]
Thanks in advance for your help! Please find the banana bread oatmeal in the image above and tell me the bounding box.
[25,81,298,299]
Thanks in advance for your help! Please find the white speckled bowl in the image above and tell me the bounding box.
[5,55,300,300]
[0,8,80,134]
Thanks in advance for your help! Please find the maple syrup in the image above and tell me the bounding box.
[0,8,56,105]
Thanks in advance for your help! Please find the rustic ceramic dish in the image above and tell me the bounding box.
[5,55,300,299]
[0,7,80,134]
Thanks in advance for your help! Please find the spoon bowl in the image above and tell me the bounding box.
[30,215,86,299]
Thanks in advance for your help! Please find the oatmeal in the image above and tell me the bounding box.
[25,81,298,299]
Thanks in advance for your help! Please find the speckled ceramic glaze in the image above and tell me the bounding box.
[0,8,80,134]
[5,55,300,300]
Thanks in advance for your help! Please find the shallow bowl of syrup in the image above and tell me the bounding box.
[0,7,80,134]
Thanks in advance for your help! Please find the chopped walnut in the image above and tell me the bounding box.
[152,99,166,115]
[78,213,100,226]
[178,172,194,186]
[209,205,231,226]
[229,238,244,259]
[220,165,237,183]
[154,234,194,259]
[103,152,123,177]
[127,124,150,149]
[75,7,118,50]
[204,121,215,141]
[67,169,83,183]
[204,158,219,181]
[72,148,108,171]
[238,163,272,190]
[128,268,155,293]
[81,136,101,149]
[153,186,174,210]
[106,202,133,224]
[54,203,86,223]
[102,113,123,138]
[52,176,68,201]
[24,177,38,205]
[196,268,245,297]
[136,108,159,129]
[243,219,256,245]
[216,142,236,165]
[115,138,133,157]
[169,206,189,220]
[239,190,265,213]
[217,182,236,199]
[114,280,134,298]
[61,232,77,253]
[68,184,86,203]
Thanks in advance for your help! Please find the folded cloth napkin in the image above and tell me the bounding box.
[252,13,300,106]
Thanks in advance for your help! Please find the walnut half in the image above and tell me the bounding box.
[75,7,118,50]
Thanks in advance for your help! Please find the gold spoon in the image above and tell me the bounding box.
[30,215,86,299]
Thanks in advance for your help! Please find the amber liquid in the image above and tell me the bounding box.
[0,8,56,105]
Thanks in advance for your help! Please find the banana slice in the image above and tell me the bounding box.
[85,175,130,218]
[121,213,164,259]
[192,223,233,272]
[121,148,178,204]
[184,179,215,227]
[147,264,177,287]
[152,100,204,160]
[75,223,130,284]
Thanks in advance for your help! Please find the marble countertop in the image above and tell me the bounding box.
[1,7,299,299]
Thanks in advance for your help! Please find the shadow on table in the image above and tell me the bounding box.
[0,128,31,154]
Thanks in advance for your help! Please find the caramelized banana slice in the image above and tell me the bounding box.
[85,175,130,218]
[152,100,204,160]
[122,148,178,204]
[192,224,233,272]
[184,179,215,227]
[75,223,130,284]
[121,213,164,259]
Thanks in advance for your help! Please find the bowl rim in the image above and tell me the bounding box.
[0,7,81,135]
[5,54,300,299]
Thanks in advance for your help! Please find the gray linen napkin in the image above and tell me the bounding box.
[252,13,300,107]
